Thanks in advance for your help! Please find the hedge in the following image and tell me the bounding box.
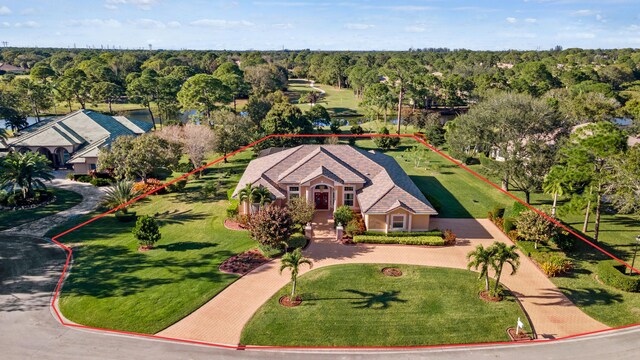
[362,230,444,238]
[597,260,640,292]
[353,235,446,246]
[226,200,239,218]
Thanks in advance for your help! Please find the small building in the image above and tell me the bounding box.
[0,63,26,73]
[232,145,438,233]
[6,110,152,173]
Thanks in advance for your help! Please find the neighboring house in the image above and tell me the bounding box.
[0,63,26,73]
[233,145,438,233]
[6,110,152,173]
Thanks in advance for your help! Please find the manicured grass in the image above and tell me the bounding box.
[288,79,362,116]
[0,188,83,231]
[241,264,530,346]
[46,153,256,334]
[355,138,515,218]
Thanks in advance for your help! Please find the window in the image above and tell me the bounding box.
[391,215,405,230]
[90,163,97,170]
[343,186,355,207]
[288,186,300,200]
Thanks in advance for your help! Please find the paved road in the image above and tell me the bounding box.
[1,235,639,359]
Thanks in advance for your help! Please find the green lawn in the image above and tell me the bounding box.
[288,79,362,116]
[241,264,530,346]
[46,153,256,334]
[0,188,83,231]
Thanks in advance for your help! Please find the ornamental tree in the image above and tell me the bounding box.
[132,215,161,249]
[248,205,294,249]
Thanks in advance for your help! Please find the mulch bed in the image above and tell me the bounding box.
[219,249,269,275]
[507,327,532,341]
[224,218,248,231]
[279,295,302,307]
[382,267,403,277]
[479,290,503,302]
[138,245,153,252]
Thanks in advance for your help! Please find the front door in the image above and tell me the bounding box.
[314,192,329,210]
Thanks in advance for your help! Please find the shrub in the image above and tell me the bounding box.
[329,119,342,134]
[507,230,521,242]
[226,200,239,218]
[509,201,528,218]
[362,230,444,237]
[373,127,400,150]
[174,162,195,173]
[75,175,92,183]
[353,235,446,246]
[345,216,366,237]
[551,229,576,251]
[167,178,188,193]
[287,233,308,250]
[503,217,516,233]
[532,253,573,277]
[133,179,164,195]
[227,187,235,201]
[90,178,112,187]
[597,260,640,292]
[235,214,251,228]
[333,205,354,227]
[247,206,294,248]
[132,215,161,248]
[66,173,75,180]
[286,197,315,228]
[443,229,457,245]
[515,210,557,249]
[200,181,218,199]
[492,205,506,219]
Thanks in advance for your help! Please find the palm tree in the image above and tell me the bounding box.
[0,151,53,199]
[0,128,7,147]
[543,166,572,218]
[103,180,140,213]
[489,242,520,296]
[238,183,255,214]
[467,244,494,293]
[251,186,273,208]
[279,248,313,300]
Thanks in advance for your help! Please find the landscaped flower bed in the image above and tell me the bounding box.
[352,234,446,246]
[219,249,270,275]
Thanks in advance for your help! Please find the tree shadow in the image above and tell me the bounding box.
[156,242,219,252]
[557,287,624,307]
[341,289,407,309]
[153,209,209,225]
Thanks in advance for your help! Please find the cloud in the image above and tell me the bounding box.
[0,6,12,15]
[571,9,598,17]
[405,25,426,33]
[65,19,122,28]
[129,18,166,29]
[1,21,9,28]
[190,19,255,28]
[14,21,40,28]
[20,7,38,15]
[167,21,181,28]
[345,23,374,30]
[506,17,517,24]
[525,18,537,23]
[272,23,293,29]
[105,0,159,11]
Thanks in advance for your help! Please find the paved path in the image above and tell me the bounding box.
[1,178,105,237]
[159,215,606,345]
[1,231,638,359]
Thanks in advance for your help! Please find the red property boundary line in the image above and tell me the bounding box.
[48,133,640,351]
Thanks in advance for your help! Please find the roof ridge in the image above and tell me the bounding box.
[277,146,322,181]
[361,182,395,213]
[9,110,82,144]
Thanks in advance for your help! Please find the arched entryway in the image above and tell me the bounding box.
[313,184,332,210]
[54,147,70,169]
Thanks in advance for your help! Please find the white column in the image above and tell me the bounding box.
[408,214,412,232]
[385,214,389,234]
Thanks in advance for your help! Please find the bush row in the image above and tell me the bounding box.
[597,260,640,292]
[362,230,444,237]
[352,235,446,246]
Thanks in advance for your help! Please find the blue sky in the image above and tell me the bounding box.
[1,0,639,50]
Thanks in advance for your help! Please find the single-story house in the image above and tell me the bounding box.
[5,110,152,173]
[232,145,438,233]
[0,63,26,73]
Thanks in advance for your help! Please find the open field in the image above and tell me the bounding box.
[288,79,362,116]
[241,263,530,346]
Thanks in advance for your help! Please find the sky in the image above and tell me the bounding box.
[1,0,639,51]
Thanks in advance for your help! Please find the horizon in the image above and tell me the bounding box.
[1,0,640,51]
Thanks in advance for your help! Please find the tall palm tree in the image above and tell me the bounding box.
[489,242,520,296]
[543,166,572,218]
[103,180,140,213]
[238,183,254,214]
[279,248,313,300]
[0,151,53,199]
[467,244,494,293]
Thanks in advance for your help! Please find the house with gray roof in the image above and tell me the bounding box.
[233,145,438,233]
[5,109,152,173]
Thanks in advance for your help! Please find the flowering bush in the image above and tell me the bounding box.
[133,178,164,195]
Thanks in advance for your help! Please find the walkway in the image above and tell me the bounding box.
[1,178,105,237]
[159,215,606,345]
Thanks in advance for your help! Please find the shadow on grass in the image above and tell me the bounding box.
[157,241,218,252]
[410,175,472,218]
[342,289,407,309]
[64,244,237,298]
[558,287,624,307]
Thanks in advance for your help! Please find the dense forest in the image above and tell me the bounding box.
[1,47,639,135]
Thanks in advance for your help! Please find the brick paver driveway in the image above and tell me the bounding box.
[158,214,606,345]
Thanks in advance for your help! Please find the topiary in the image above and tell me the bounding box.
[132,215,161,249]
